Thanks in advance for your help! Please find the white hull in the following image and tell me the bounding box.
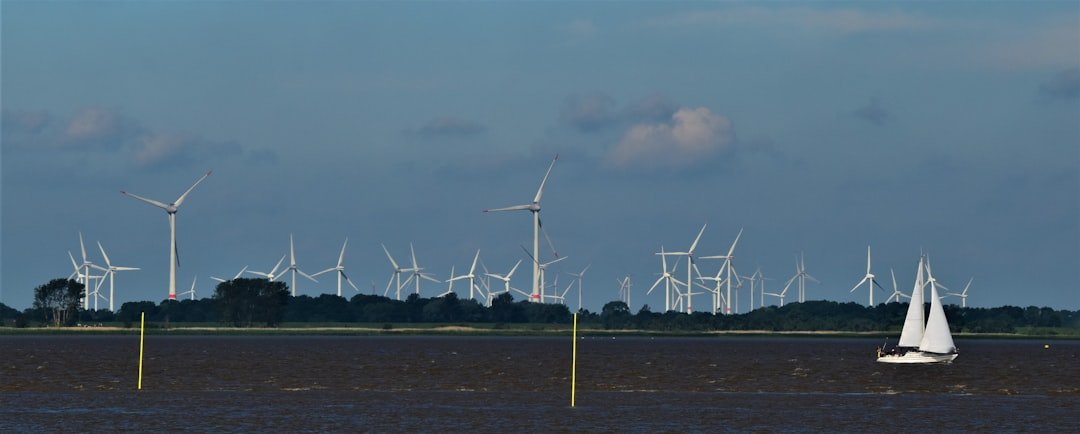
[876,351,957,364]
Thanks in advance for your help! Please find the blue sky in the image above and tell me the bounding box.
[2,2,1077,312]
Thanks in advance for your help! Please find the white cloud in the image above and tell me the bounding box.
[607,107,734,169]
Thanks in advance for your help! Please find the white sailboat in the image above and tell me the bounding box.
[877,256,958,364]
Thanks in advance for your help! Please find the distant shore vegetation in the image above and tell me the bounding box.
[2,278,1077,336]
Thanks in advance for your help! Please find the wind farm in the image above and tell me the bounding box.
[3,2,1077,432]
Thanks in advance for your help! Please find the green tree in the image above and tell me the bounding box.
[32,278,85,326]
[214,278,290,327]
[600,300,631,329]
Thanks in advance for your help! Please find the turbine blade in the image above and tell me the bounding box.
[338,238,349,266]
[300,270,319,283]
[96,241,113,267]
[121,191,171,210]
[688,224,707,254]
[382,244,400,269]
[726,228,743,257]
[533,154,558,204]
[484,204,532,212]
[173,170,212,208]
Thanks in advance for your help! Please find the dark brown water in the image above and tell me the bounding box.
[2,335,1077,432]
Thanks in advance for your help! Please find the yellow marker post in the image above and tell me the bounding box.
[138,311,145,390]
[571,313,577,408]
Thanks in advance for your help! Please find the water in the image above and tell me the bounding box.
[2,335,1077,431]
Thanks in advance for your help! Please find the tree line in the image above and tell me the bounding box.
[2,277,1078,333]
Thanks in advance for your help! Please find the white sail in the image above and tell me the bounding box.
[918,278,956,354]
[896,257,925,348]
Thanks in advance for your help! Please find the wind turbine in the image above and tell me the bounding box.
[210,266,248,283]
[647,247,685,312]
[617,276,632,307]
[72,232,107,309]
[484,154,559,303]
[885,268,909,303]
[381,244,412,300]
[947,278,973,307]
[406,243,440,295]
[448,250,482,301]
[520,245,567,303]
[68,249,105,310]
[780,254,820,306]
[312,238,361,297]
[178,276,197,301]
[849,245,886,306]
[741,268,772,310]
[96,241,140,312]
[121,170,211,301]
[566,264,591,311]
[700,228,743,314]
[279,234,318,296]
[657,224,707,313]
[437,266,457,297]
[485,259,523,301]
[763,275,790,307]
[247,254,288,282]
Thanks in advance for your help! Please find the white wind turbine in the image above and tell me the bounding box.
[657,224,707,314]
[647,247,685,312]
[210,266,248,283]
[520,245,567,304]
[68,249,105,310]
[406,243,441,295]
[381,244,412,300]
[763,275,790,307]
[280,234,318,296]
[947,278,973,307]
[885,269,909,303]
[437,266,457,297]
[121,170,211,301]
[700,228,743,314]
[617,276,632,307]
[849,245,886,306]
[485,259,523,301]
[741,267,771,310]
[247,254,288,282]
[178,276,197,301]
[566,264,590,311]
[447,250,482,301]
[312,238,361,297]
[96,241,140,312]
[72,232,107,309]
[781,254,819,306]
[484,154,559,303]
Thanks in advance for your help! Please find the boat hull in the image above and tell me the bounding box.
[876,351,957,364]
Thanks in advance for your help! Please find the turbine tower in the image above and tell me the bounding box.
[566,264,590,312]
[485,259,523,301]
[312,238,361,297]
[121,170,211,300]
[97,241,140,312]
[885,268,909,303]
[782,253,819,305]
[484,154,558,303]
[849,245,885,306]
[178,276,197,300]
[281,234,318,296]
[947,278,973,307]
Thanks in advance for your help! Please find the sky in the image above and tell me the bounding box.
[2,2,1077,312]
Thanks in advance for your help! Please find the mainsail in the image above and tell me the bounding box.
[896,257,925,347]
[918,271,956,354]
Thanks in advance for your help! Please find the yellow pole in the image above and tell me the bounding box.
[138,311,145,390]
[571,312,577,408]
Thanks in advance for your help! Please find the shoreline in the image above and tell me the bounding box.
[2,325,1077,339]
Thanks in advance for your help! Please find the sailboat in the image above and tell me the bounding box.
[877,256,958,364]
